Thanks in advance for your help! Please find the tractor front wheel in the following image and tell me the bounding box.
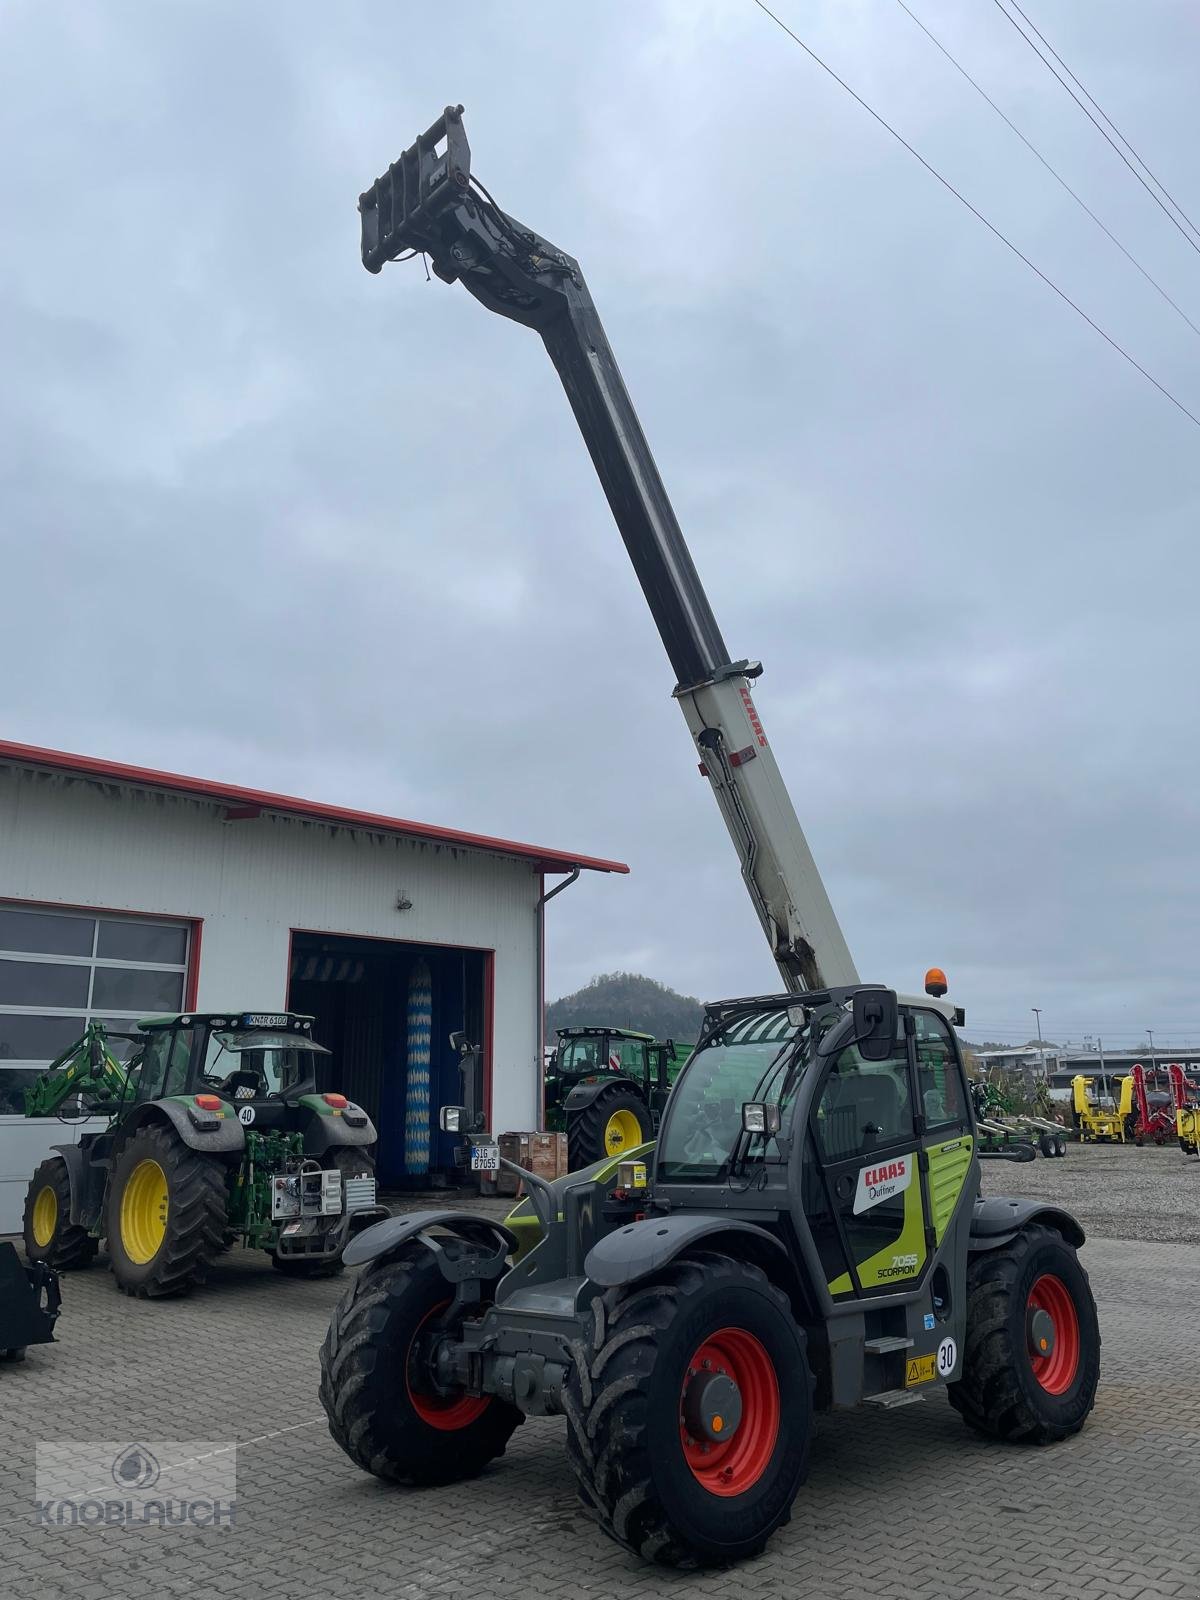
[319,1245,521,1484]
[105,1124,228,1297]
[22,1158,97,1270]
[565,1251,811,1567]
[566,1086,653,1171]
[949,1224,1099,1444]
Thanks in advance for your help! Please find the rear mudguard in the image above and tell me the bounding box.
[562,1076,643,1112]
[342,1210,518,1284]
[584,1212,789,1288]
[294,1097,378,1155]
[970,1196,1085,1252]
[119,1099,246,1155]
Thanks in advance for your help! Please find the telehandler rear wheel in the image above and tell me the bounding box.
[565,1251,811,1568]
[949,1224,1099,1444]
[22,1158,97,1270]
[567,1086,653,1171]
[319,1245,521,1484]
[105,1124,227,1298]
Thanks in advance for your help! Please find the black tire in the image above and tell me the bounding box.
[949,1224,1099,1445]
[1,1348,27,1362]
[320,1245,521,1484]
[1055,1135,1067,1158]
[105,1123,228,1298]
[1039,1132,1056,1158]
[567,1086,653,1171]
[564,1252,811,1568]
[268,1150,375,1278]
[22,1158,97,1270]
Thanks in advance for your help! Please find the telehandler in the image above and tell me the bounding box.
[321,107,1101,1568]
[23,1013,385,1295]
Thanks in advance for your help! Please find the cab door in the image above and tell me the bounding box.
[804,1024,928,1298]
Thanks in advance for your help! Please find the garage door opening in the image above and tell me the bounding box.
[287,932,489,1189]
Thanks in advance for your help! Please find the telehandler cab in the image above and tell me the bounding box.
[323,108,1101,1568]
[23,1013,386,1296]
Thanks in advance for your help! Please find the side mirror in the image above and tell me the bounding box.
[448,1031,469,1055]
[742,1102,782,1136]
[439,1105,467,1133]
[853,988,898,1063]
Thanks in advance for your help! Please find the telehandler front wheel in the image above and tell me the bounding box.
[319,1246,521,1485]
[949,1224,1099,1445]
[565,1251,811,1568]
[22,1158,97,1270]
[567,1086,653,1171]
[105,1124,228,1298]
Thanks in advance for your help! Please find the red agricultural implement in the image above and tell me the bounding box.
[1123,1064,1174,1146]
[1168,1063,1200,1155]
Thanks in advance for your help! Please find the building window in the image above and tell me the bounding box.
[0,903,191,1115]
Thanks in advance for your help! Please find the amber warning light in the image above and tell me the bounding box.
[924,968,948,997]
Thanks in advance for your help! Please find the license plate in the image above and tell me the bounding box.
[282,1221,303,1236]
[905,1353,936,1387]
[470,1142,500,1172]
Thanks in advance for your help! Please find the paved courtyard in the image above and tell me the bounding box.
[2,1146,1198,1600]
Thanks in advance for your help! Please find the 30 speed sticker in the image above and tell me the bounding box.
[937,1337,958,1376]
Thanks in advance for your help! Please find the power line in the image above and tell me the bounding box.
[1000,0,1200,247]
[894,0,1200,340]
[991,0,1200,260]
[747,0,1200,430]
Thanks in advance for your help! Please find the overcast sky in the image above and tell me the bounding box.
[3,2,1198,1048]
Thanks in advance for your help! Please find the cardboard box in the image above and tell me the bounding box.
[488,1131,569,1196]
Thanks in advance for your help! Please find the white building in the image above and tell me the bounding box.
[0,740,625,1231]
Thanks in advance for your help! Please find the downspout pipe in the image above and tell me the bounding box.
[536,866,582,1127]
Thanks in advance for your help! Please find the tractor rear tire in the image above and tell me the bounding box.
[268,1150,374,1278]
[949,1224,1099,1445]
[22,1158,97,1270]
[320,1245,521,1484]
[567,1086,653,1171]
[564,1251,811,1568]
[105,1123,228,1298]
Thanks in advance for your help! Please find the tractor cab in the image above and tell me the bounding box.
[128,1012,348,1131]
[545,1026,678,1167]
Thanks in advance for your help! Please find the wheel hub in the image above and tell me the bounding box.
[682,1368,742,1444]
[1027,1306,1056,1360]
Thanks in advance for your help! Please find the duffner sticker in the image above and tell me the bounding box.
[853,1154,913,1214]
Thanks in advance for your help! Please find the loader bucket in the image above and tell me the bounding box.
[359,104,471,272]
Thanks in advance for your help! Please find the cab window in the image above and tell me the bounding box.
[912,1010,967,1129]
[814,1035,912,1162]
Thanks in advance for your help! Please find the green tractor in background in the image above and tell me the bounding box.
[544,1026,686,1169]
[22,1012,387,1297]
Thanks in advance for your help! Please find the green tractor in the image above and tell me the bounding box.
[321,986,1100,1568]
[545,1027,685,1169]
[22,1012,386,1297]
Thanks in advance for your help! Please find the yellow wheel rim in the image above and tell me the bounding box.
[120,1158,169,1265]
[604,1109,643,1155]
[31,1185,58,1249]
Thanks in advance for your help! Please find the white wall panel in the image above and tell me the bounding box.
[0,764,551,1227]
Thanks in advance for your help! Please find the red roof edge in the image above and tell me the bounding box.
[0,740,629,877]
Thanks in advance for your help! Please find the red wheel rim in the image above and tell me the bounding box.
[1027,1273,1080,1395]
[679,1327,779,1496]
[406,1301,491,1431]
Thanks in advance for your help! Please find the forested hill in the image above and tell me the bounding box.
[546,972,704,1043]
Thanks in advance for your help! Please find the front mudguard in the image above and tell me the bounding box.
[969,1196,1085,1252]
[584,1211,790,1289]
[343,1209,518,1289]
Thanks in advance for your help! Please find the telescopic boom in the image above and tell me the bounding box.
[360,107,857,991]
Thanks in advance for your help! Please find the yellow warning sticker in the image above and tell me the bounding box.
[905,1353,937,1387]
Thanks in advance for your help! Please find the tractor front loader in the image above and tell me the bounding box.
[331,109,1100,1567]
[23,1013,387,1297]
